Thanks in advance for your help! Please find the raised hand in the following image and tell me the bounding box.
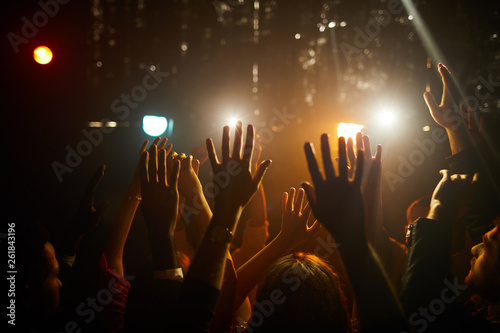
[302,134,365,245]
[175,154,203,199]
[140,144,180,236]
[423,63,462,130]
[73,164,109,235]
[275,187,320,250]
[346,133,383,251]
[58,164,109,256]
[129,137,172,198]
[423,63,471,154]
[427,170,479,223]
[206,121,272,212]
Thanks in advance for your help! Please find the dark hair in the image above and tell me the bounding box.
[406,194,431,225]
[250,252,352,333]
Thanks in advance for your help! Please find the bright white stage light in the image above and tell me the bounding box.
[143,115,168,136]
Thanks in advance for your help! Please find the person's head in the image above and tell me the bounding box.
[19,220,62,329]
[250,252,352,333]
[406,195,431,225]
[465,222,500,302]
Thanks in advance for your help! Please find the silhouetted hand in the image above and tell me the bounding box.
[130,137,172,198]
[423,63,462,131]
[72,164,109,235]
[275,187,320,249]
[303,134,365,245]
[140,144,180,236]
[206,121,272,212]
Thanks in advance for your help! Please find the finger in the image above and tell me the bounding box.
[304,142,323,186]
[375,144,382,164]
[301,182,318,219]
[295,187,305,212]
[287,187,295,213]
[252,159,272,185]
[354,149,364,188]
[192,158,200,175]
[170,159,180,193]
[84,164,106,206]
[439,169,450,181]
[243,124,255,163]
[221,126,230,161]
[321,134,336,180]
[307,219,321,235]
[338,137,348,180]
[158,137,168,149]
[152,137,161,147]
[233,121,243,159]
[164,143,173,156]
[87,164,106,192]
[282,192,288,215]
[423,91,440,115]
[363,135,372,160]
[139,140,149,155]
[148,144,158,183]
[347,136,356,169]
[439,63,460,105]
[158,149,167,186]
[302,201,312,219]
[206,138,220,171]
[140,151,149,187]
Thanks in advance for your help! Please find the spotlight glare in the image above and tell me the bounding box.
[33,46,53,65]
[378,110,397,126]
[143,115,168,136]
[337,123,364,141]
[228,117,238,127]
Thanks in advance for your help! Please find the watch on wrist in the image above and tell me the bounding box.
[209,225,233,244]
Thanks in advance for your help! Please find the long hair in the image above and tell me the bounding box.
[249,252,352,333]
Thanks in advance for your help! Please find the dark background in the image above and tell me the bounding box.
[2,0,499,276]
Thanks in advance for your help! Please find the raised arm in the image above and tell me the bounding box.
[139,143,181,275]
[303,134,408,331]
[170,122,271,333]
[233,187,320,313]
[176,153,212,250]
[57,164,109,259]
[104,137,171,276]
[186,122,272,289]
[423,63,471,155]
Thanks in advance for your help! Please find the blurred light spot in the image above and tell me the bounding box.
[422,125,430,132]
[337,123,364,141]
[33,46,53,65]
[89,121,103,127]
[143,116,168,136]
[295,33,301,39]
[328,21,336,28]
[340,21,347,27]
[96,61,103,67]
[408,15,414,20]
[105,121,117,127]
[378,109,397,126]
[150,65,156,71]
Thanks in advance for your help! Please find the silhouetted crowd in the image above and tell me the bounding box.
[19,64,500,332]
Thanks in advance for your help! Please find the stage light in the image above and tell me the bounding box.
[33,46,53,65]
[337,123,364,141]
[377,109,397,126]
[228,117,238,127]
[143,115,168,136]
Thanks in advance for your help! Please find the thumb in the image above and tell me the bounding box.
[439,169,450,181]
